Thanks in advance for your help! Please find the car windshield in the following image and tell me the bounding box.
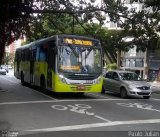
[58,45,102,74]
[119,72,141,81]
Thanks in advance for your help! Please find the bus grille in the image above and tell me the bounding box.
[67,75,96,80]
[70,85,91,91]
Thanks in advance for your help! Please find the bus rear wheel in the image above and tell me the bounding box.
[21,73,26,86]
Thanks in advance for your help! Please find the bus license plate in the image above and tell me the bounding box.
[77,85,85,91]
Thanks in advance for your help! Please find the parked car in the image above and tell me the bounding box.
[0,66,7,75]
[6,65,13,69]
[102,70,152,99]
[0,65,9,73]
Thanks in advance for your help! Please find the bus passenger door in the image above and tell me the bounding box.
[30,49,36,84]
[47,42,56,89]
[47,48,54,88]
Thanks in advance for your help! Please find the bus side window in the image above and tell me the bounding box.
[39,45,47,61]
[47,40,56,70]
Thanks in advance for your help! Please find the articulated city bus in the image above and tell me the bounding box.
[14,35,103,94]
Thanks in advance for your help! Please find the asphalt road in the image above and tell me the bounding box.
[0,70,160,137]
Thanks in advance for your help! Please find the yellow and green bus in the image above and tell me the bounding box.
[14,35,103,94]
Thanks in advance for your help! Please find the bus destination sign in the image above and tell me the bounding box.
[64,38,93,46]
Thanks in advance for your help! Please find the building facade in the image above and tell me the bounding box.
[5,37,25,65]
[120,47,160,81]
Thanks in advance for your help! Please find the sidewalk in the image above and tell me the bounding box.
[148,81,160,94]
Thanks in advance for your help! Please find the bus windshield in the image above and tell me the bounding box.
[58,45,102,74]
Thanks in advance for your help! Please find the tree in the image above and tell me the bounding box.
[25,12,132,67]
[1,0,159,71]
[121,0,160,79]
[0,0,131,63]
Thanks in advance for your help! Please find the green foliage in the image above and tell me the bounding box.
[3,53,14,65]
[106,63,118,70]
[1,0,160,63]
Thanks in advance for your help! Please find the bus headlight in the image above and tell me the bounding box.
[94,76,102,84]
[59,74,67,84]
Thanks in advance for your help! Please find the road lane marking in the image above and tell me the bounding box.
[51,104,110,122]
[86,93,112,99]
[0,98,159,106]
[25,119,160,131]
[117,102,160,113]
[152,98,160,101]
[0,76,18,84]
[94,115,111,122]
[0,98,133,105]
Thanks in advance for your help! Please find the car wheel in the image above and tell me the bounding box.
[120,88,128,99]
[101,86,105,94]
[143,96,150,99]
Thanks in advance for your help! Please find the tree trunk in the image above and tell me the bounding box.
[109,52,117,63]
[143,48,150,80]
[0,22,5,64]
[104,50,112,64]
[117,49,121,69]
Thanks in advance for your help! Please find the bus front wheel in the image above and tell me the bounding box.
[101,86,105,94]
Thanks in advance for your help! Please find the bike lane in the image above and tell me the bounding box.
[0,99,160,134]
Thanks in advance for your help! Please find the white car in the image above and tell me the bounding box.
[0,67,7,75]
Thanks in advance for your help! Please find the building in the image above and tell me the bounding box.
[100,0,143,29]
[5,37,26,65]
[98,0,160,80]
[120,47,160,81]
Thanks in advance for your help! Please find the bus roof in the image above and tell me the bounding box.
[16,34,100,51]
[59,34,100,42]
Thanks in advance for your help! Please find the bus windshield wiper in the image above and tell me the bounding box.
[66,44,79,57]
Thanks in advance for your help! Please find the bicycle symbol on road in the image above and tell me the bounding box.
[51,104,95,116]
[117,102,160,113]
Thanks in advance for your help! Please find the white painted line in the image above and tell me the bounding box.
[94,115,111,122]
[26,119,160,132]
[0,100,55,105]
[0,76,18,84]
[86,93,112,99]
[0,97,159,106]
[152,98,160,101]
[0,98,129,105]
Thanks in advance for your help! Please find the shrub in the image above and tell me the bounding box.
[107,63,118,70]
